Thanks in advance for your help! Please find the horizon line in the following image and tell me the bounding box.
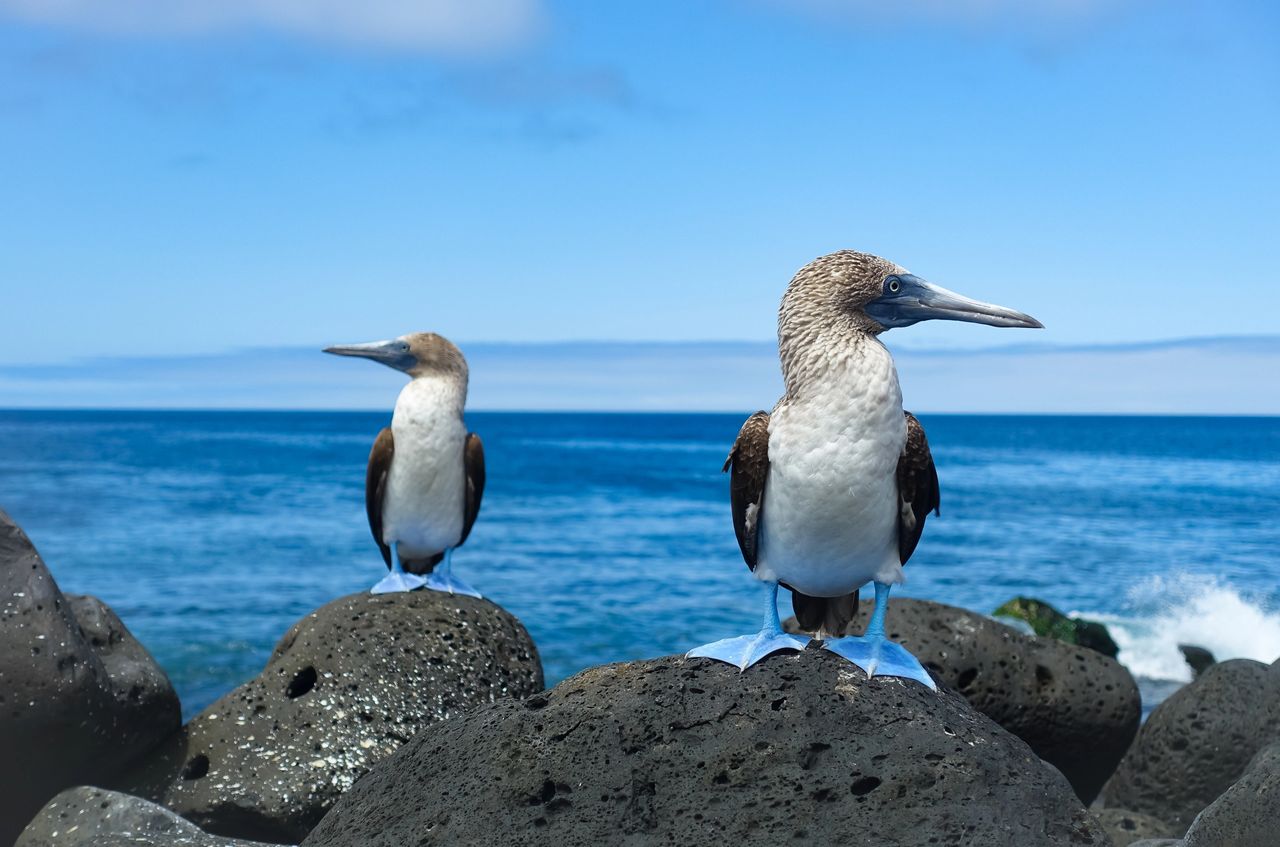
[1,407,1277,419]
[2,332,1278,370]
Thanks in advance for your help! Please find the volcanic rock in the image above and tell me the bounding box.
[786,596,1139,802]
[303,648,1109,847]
[1179,740,1280,847]
[15,786,283,847]
[1094,808,1181,847]
[1177,644,1215,679]
[119,590,543,843]
[0,509,181,845]
[1102,658,1280,830]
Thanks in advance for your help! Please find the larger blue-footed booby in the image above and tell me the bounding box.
[323,333,485,597]
[688,251,1041,688]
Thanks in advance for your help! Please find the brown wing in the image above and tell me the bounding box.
[724,411,770,571]
[365,427,394,569]
[457,432,486,546]
[897,411,940,564]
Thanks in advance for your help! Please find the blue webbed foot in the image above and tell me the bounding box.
[370,570,427,594]
[823,634,937,691]
[687,629,810,671]
[424,571,483,599]
[687,580,808,670]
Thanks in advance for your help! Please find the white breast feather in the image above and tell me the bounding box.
[756,339,906,596]
[381,378,467,560]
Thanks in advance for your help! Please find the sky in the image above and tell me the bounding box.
[0,1,1277,379]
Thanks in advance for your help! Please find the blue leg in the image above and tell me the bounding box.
[425,548,483,599]
[686,581,810,671]
[371,548,427,594]
[823,583,937,690]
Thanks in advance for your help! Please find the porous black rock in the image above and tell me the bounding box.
[119,590,543,843]
[0,509,181,846]
[303,648,1110,847]
[1176,644,1215,679]
[1094,808,1181,847]
[1101,658,1280,830]
[1179,740,1280,847]
[15,786,283,847]
[785,597,1139,802]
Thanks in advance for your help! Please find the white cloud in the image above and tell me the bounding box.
[0,0,544,52]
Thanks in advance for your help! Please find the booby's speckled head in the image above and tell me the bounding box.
[782,249,1042,336]
[323,332,468,381]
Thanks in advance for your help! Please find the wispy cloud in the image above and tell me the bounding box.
[324,62,643,145]
[450,64,637,111]
[0,0,544,53]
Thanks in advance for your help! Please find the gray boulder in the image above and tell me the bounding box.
[1177,644,1215,679]
[303,648,1110,847]
[1094,808,1181,847]
[119,590,543,843]
[15,786,283,847]
[1181,741,1280,847]
[785,597,1140,802]
[0,509,181,846]
[1102,658,1280,830]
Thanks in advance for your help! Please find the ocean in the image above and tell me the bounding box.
[1,410,1277,718]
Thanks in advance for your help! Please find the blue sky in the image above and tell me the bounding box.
[0,0,1277,368]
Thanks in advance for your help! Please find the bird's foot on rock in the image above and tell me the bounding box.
[424,571,483,599]
[687,629,810,671]
[370,571,428,594]
[824,634,938,691]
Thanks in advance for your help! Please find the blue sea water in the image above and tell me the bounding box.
[1,411,1278,718]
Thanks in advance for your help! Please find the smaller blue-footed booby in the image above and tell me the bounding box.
[323,333,485,597]
[688,251,1042,688]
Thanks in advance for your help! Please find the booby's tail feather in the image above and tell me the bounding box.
[791,590,859,639]
[401,552,445,576]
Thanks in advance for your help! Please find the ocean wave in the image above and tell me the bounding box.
[1076,574,1280,683]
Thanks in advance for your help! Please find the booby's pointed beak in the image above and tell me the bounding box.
[322,338,415,372]
[866,274,1043,330]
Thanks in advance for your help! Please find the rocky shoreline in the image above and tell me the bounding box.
[4,507,1276,846]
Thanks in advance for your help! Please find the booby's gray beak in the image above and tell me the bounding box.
[866,274,1043,330]
[322,338,415,372]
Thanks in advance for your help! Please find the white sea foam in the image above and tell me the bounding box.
[1075,574,1280,683]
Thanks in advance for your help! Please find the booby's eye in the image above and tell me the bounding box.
[887,277,901,293]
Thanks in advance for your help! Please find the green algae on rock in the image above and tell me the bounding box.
[994,596,1120,658]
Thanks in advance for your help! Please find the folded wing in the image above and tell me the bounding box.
[459,432,486,546]
[897,411,940,564]
[365,427,395,569]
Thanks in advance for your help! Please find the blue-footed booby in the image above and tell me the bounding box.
[323,333,485,597]
[688,250,1042,688]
